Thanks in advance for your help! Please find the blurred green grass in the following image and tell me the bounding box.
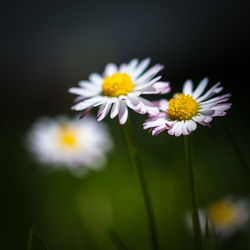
[1,105,250,250]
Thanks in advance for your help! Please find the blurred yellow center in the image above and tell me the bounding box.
[167,93,198,120]
[102,73,134,97]
[208,201,236,225]
[59,125,78,148]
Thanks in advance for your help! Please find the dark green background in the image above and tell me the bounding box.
[1,0,250,249]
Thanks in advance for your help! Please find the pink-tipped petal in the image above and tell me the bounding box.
[118,102,129,125]
[196,82,223,102]
[152,125,167,136]
[187,120,197,133]
[153,81,171,94]
[126,58,139,73]
[80,108,92,119]
[110,101,120,119]
[72,101,93,111]
[136,64,164,84]
[132,58,151,78]
[138,97,159,115]
[97,101,111,121]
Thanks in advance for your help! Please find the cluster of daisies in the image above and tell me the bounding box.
[25,58,250,241]
[27,58,231,175]
[69,58,231,135]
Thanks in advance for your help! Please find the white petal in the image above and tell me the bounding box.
[136,64,164,84]
[182,121,190,135]
[199,109,215,116]
[152,125,167,136]
[192,78,208,99]
[143,117,166,129]
[134,76,162,90]
[104,63,118,77]
[174,121,185,136]
[97,101,112,121]
[119,63,127,73]
[151,81,171,94]
[132,58,151,78]
[89,73,103,86]
[78,81,100,91]
[196,82,223,102]
[168,122,178,136]
[186,120,197,133]
[72,96,106,110]
[182,80,193,95]
[212,103,232,111]
[192,115,211,126]
[138,97,159,115]
[126,97,141,110]
[126,58,139,73]
[199,94,231,106]
[72,101,94,111]
[158,99,169,111]
[79,107,92,119]
[110,101,120,119]
[69,87,96,97]
[118,102,128,125]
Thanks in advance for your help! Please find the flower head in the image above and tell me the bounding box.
[185,198,249,239]
[26,116,112,176]
[69,58,171,125]
[207,198,249,236]
[143,78,231,136]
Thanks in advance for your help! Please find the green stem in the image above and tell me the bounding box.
[123,118,158,250]
[32,226,50,250]
[109,227,130,250]
[27,227,34,250]
[184,136,202,250]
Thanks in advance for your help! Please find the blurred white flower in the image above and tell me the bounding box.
[27,116,112,176]
[69,58,170,125]
[186,198,250,239]
[207,198,249,237]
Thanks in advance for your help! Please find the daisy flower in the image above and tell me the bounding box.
[186,198,250,239]
[69,58,171,125]
[143,78,231,136]
[26,116,112,176]
[207,198,249,237]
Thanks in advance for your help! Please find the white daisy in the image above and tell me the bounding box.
[207,198,249,237]
[27,116,112,176]
[143,78,231,136]
[69,58,171,125]
[185,198,250,239]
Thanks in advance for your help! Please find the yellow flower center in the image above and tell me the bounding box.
[167,93,198,120]
[208,201,237,226]
[102,73,134,97]
[58,125,79,149]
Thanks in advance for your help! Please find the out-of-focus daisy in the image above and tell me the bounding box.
[27,116,112,176]
[207,198,249,237]
[143,78,231,136]
[186,198,250,238]
[69,58,170,125]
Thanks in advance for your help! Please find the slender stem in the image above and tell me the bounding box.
[184,136,202,250]
[32,226,50,250]
[27,227,34,250]
[109,227,130,250]
[123,118,158,250]
[221,120,249,170]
